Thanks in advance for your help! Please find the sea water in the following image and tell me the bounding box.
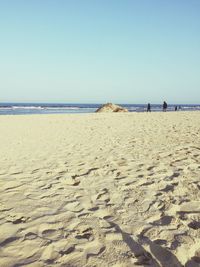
[0,103,200,115]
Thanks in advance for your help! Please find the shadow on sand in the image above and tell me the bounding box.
[107,221,200,267]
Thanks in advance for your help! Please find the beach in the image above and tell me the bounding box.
[0,112,200,267]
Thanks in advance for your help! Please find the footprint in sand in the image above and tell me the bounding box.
[95,188,110,203]
[6,214,28,224]
[24,232,38,240]
[61,177,80,186]
[151,215,174,226]
[38,224,64,241]
[76,241,105,260]
[75,224,94,242]
[188,221,200,230]
[65,201,83,213]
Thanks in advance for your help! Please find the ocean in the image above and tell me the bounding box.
[0,103,200,115]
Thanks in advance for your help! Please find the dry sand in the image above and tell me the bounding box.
[0,112,200,267]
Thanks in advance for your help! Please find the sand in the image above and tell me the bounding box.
[0,112,200,267]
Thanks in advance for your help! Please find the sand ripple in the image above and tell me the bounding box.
[0,112,200,266]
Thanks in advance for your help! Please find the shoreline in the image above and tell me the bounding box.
[0,109,199,117]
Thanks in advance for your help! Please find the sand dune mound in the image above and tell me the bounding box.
[96,103,128,113]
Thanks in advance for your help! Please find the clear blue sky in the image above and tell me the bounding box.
[0,0,200,104]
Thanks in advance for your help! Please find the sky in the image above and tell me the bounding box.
[0,0,200,104]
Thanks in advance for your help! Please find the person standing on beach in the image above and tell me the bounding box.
[147,103,151,112]
[163,101,167,112]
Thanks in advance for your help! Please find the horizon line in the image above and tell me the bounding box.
[0,101,200,105]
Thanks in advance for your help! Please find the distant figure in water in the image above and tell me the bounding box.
[175,106,178,111]
[147,103,151,112]
[163,101,167,112]
[179,105,181,110]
